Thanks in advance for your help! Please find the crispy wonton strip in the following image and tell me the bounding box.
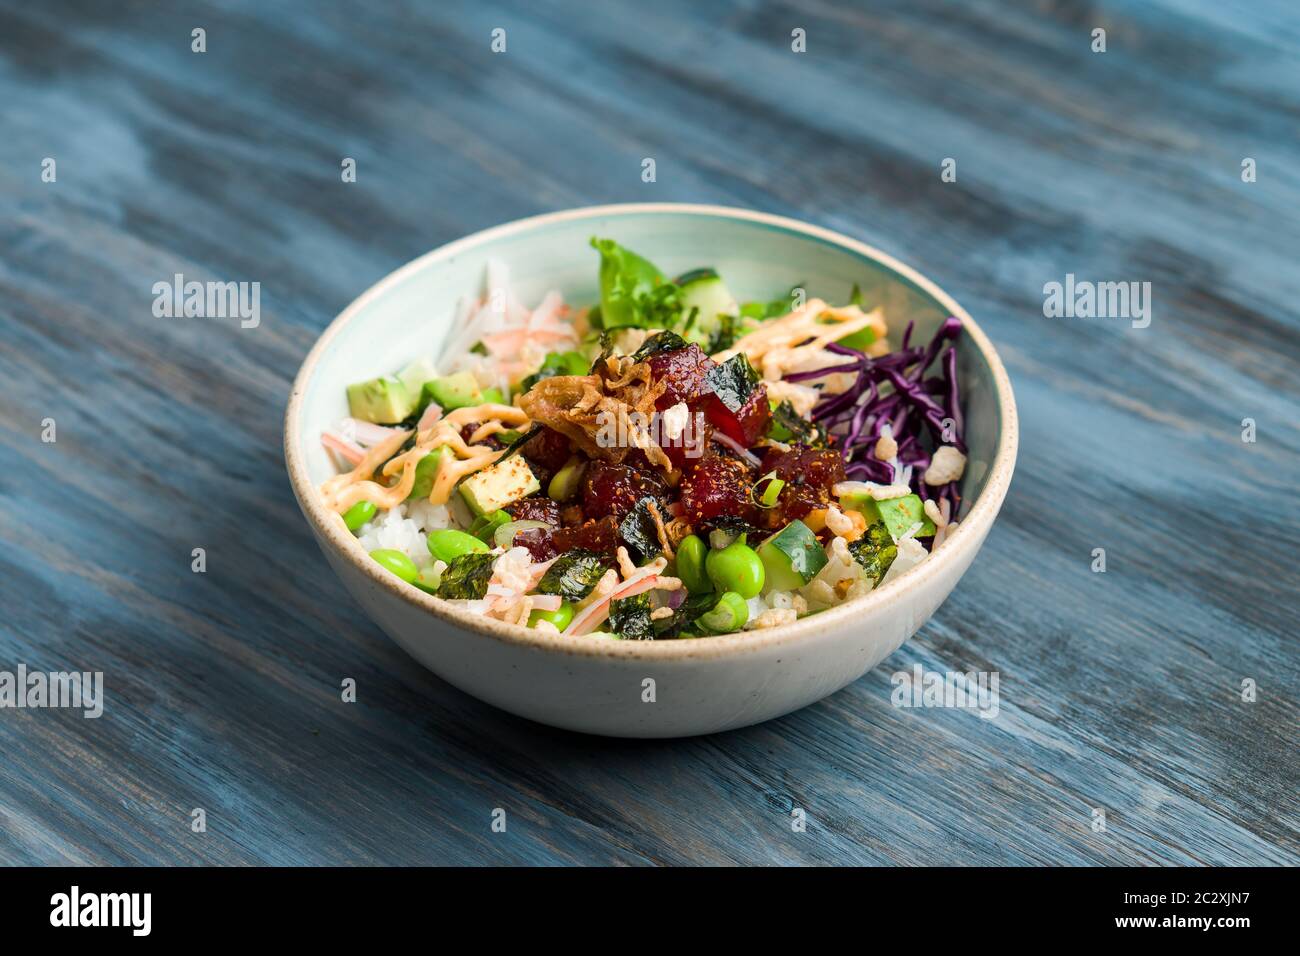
[713,300,888,375]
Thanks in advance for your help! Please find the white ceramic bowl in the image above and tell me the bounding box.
[285,204,1017,737]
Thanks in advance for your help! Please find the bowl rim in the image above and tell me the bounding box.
[284,202,1018,660]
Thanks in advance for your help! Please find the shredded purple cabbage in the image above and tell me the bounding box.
[786,316,966,518]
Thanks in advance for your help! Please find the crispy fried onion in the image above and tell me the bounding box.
[319,402,530,514]
[517,356,672,470]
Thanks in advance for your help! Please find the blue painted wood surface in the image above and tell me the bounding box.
[0,0,1296,865]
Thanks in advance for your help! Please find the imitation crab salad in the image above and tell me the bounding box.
[318,239,968,639]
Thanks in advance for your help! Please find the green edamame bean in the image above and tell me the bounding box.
[343,500,377,532]
[469,509,512,542]
[700,591,748,634]
[426,528,489,564]
[705,538,765,599]
[413,565,441,594]
[675,534,712,594]
[370,548,419,583]
[529,601,574,631]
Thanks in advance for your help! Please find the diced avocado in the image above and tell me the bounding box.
[423,372,483,411]
[406,448,446,501]
[757,519,828,591]
[676,268,737,347]
[841,492,935,542]
[397,358,440,397]
[479,386,506,405]
[347,375,415,424]
[458,455,540,516]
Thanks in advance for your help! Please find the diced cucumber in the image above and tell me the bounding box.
[347,375,415,424]
[676,268,737,346]
[757,519,828,591]
[840,492,935,542]
[458,456,541,515]
[423,372,483,411]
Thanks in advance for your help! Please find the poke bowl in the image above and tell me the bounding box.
[284,203,1017,737]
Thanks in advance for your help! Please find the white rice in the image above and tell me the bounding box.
[407,498,452,533]
[879,537,928,587]
[767,590,796,610]
[356,504,429,566]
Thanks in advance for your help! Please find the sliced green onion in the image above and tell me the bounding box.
[547,456,588,502]
[494,520,552,550]
[760,479,785,507]
[750,470,784,509]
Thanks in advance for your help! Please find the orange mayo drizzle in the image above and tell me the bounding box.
[319,403,531,515]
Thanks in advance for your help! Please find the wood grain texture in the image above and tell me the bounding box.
[0,0,1297,865]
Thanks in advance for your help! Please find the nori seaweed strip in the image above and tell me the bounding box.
[435,552,497,600]
[704,354,760,413]
[654,591,715,638]
[848,523,897,586]
[631,330,690,362]
[536,549,608,601]
[493,424,545,464]
[608,593,654,640]
[618,496,663,564]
